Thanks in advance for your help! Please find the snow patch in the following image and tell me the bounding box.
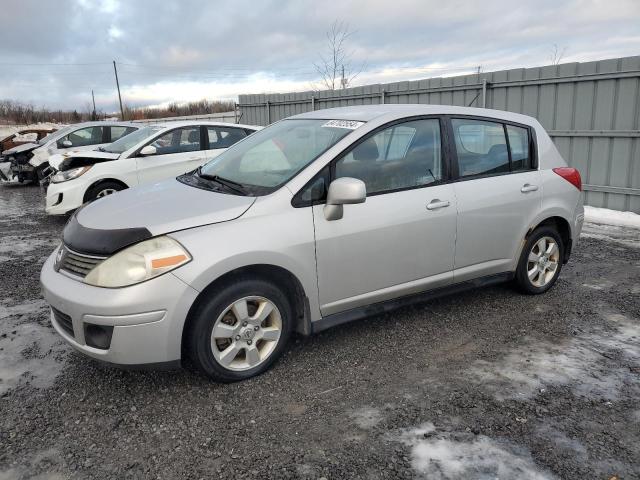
[351,407,383,429]
[0,298,68,395]
[0,448,66,480]
[468,313,640,400]
[395,424,554,479]
[584,206,640,229]
[0,234,58,260]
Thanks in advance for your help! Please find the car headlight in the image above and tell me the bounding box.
[51,166,92,183]
[84,236,191,288]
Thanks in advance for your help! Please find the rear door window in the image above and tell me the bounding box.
[110,126,137,142]
[206,126,247,149]
[452,119,509,177]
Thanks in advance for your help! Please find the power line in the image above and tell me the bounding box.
[0,62,112,66]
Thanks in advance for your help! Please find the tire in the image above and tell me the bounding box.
[186,277,293,382]
[515,226,564,294]
[84,181,125,203]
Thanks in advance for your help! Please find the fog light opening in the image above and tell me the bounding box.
[84,323,114,350]
[53,193,63,206]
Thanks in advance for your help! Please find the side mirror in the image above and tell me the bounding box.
[139,145,157,156]
[61,140,73,148]
[323,177,366,221]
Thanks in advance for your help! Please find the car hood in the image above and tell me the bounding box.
[51,150,120,171]
[2,142,39,156]
[68,178,256,254]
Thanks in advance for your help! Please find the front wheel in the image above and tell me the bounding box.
[515,226,564,294]
[186,278,293,382]
[84,181,125,203]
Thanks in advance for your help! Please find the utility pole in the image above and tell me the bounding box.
[341,65,346,89]
[91,89,96,120]
[113,60,124,120]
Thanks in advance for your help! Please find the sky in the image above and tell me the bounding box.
[0,0,639,113]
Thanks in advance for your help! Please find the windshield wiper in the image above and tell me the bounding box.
[196,166,247,195]
[97,146,105,152]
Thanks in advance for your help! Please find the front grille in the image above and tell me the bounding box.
[59,247,106,278]
[52,307,74,338]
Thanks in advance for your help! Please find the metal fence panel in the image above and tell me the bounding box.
[238,56,640,212]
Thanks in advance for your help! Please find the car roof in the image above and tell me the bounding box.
[64,121,140,128]
[290,104,537,126]
[140,121,260,130]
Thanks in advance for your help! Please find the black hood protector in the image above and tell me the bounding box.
[63,212,151,256]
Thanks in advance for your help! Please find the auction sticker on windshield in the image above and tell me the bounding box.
[322,120,365,130]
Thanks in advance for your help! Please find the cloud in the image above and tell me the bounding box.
[1,0,638,111]
[108,26,123,41]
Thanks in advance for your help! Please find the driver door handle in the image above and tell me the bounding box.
[426,199,450,210]
[521,183,538,193]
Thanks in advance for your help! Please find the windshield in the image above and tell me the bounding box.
[38,125,74,145]
[198,119,357,191]
[103,126,163,154]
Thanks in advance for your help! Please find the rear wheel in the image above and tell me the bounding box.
[186,278,293,382]
[515,226,564,294]
[85,181,125,203]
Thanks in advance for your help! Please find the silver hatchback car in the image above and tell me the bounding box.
[41,105,584,382]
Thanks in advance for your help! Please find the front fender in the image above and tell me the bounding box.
[168,205,321,321]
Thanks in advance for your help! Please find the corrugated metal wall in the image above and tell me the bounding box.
[238,56,640,213]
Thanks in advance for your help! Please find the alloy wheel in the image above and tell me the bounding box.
[96,188,117,198]
[527,236,560,287]
[210,296,282,371]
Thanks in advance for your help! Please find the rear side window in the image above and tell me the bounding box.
[506,125,531,171]
[452,119,509,177]
[207,127,247,149]
[110,126,137,142]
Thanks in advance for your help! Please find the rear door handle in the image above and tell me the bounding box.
[426,199,450,210]
[521,183,538,193]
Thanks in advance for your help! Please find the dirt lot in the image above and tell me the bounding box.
[0,183,639,480]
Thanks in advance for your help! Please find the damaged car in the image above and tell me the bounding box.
[45,121,260,214]
[0,127,58,159]
[3,121,139,184]
[0,126,58,180]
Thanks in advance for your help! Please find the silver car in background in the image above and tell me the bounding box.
[40,105,584,382]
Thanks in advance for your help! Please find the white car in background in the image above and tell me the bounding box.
[45,121,260,215]
[4,121,139,183]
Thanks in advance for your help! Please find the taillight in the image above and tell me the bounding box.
[553,167,582,191]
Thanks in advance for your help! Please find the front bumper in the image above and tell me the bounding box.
[45,180,86,215]
[40,251,200,365]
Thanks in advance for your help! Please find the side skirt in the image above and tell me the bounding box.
[310,272,514,334]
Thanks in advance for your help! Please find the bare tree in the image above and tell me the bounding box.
[314,21,363,90]
[550,44,567,66]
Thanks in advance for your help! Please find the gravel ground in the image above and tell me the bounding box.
[0,183,639,480]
